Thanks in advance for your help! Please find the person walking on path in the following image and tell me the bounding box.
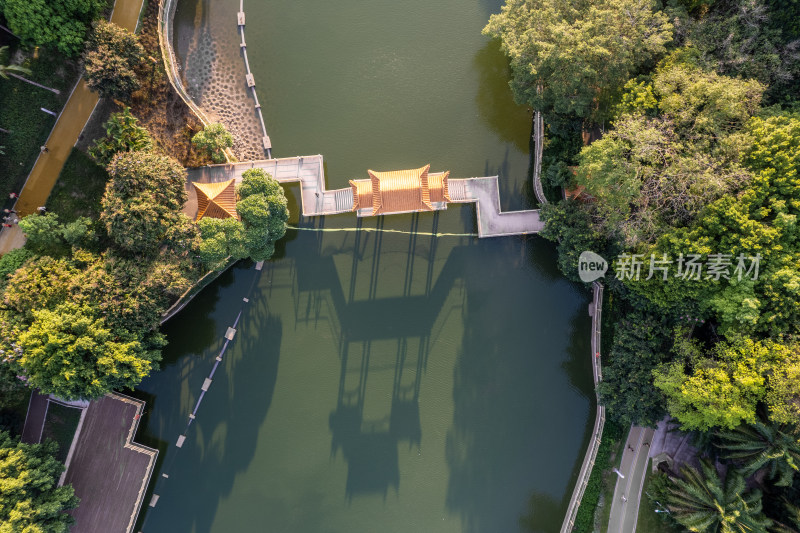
[40,145,49,153]
[36,206,46,214]
[8,192,18,199]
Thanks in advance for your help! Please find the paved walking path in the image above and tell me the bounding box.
[20,390,49,445]
[0,0,146,255]
[608,425,656,533]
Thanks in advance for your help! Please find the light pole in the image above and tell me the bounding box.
[612,467,625,479]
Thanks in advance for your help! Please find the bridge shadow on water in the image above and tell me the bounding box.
[136,207,591,532]
[291,213,466,501]
[288,214,591,531]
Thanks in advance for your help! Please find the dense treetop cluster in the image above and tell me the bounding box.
[490,0,800,530]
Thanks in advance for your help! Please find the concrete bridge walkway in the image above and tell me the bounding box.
[186,155,543,238]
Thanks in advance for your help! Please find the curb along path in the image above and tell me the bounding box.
[560,281,606,533]
[0,0,147,254]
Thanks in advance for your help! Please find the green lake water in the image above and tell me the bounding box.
[135,1,595,532]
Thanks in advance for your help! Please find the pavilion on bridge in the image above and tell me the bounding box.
[349,164,451,217]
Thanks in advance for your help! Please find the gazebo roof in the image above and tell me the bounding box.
[193,179,238,220]
[428,171,451,203]
[350,164,451,216]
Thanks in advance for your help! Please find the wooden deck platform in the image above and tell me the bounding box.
[61,393,157,533]
[185,155,543,237]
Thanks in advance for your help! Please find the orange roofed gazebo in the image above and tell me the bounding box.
[349,164,451,217]
[193,179,238,221]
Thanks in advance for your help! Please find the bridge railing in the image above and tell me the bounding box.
[532,109,547,205]
[560,281,606,533]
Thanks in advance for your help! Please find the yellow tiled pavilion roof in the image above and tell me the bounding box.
[348,164,434,216]
[349,179,374,211]
[428,171,451,203]
[193,179,238,220]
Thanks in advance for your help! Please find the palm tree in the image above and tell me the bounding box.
[0,46,59,94]
[770,500,800,533]
[715,421,800,487]
[661,459,772,532]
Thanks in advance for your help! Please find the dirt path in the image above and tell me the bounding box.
[0,0,146,254]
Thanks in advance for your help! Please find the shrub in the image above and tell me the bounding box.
[84,20,144,99]
[191,123,233,163]
[89,106,152,165]
[0,248,33,286]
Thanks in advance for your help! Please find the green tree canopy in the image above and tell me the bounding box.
[102,150,194,256]
[191,123,233,164]
[670,0,800,104]
[0,431,79,532]
[0,0,106,56]
[196,217,247,270]
[484,0,673,131]
[539,200,609,282]
[13,302,160,400]
[83,20,144,99]
[575,61,764,246]
[238,169,288,244]
[0,248,33,290]
[597,312,670,428]
[623,111,800,336]
[18,213,66,256]
[654,339,800,430]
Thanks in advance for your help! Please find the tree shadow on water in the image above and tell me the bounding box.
[519,491,565,533]
[473,39,531,155]
[159,264,240,365]
[137,279,283,533]
[445,241,592,533]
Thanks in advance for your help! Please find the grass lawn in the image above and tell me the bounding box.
[47,148,109,223]
[41,402,82,464]
[636,459,683,533]
[0,46,81,201]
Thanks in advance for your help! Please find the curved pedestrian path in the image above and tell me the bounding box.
[0,0,147,255]
[560,281,606,533]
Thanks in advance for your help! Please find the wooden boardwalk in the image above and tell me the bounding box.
[186,155,543,237]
